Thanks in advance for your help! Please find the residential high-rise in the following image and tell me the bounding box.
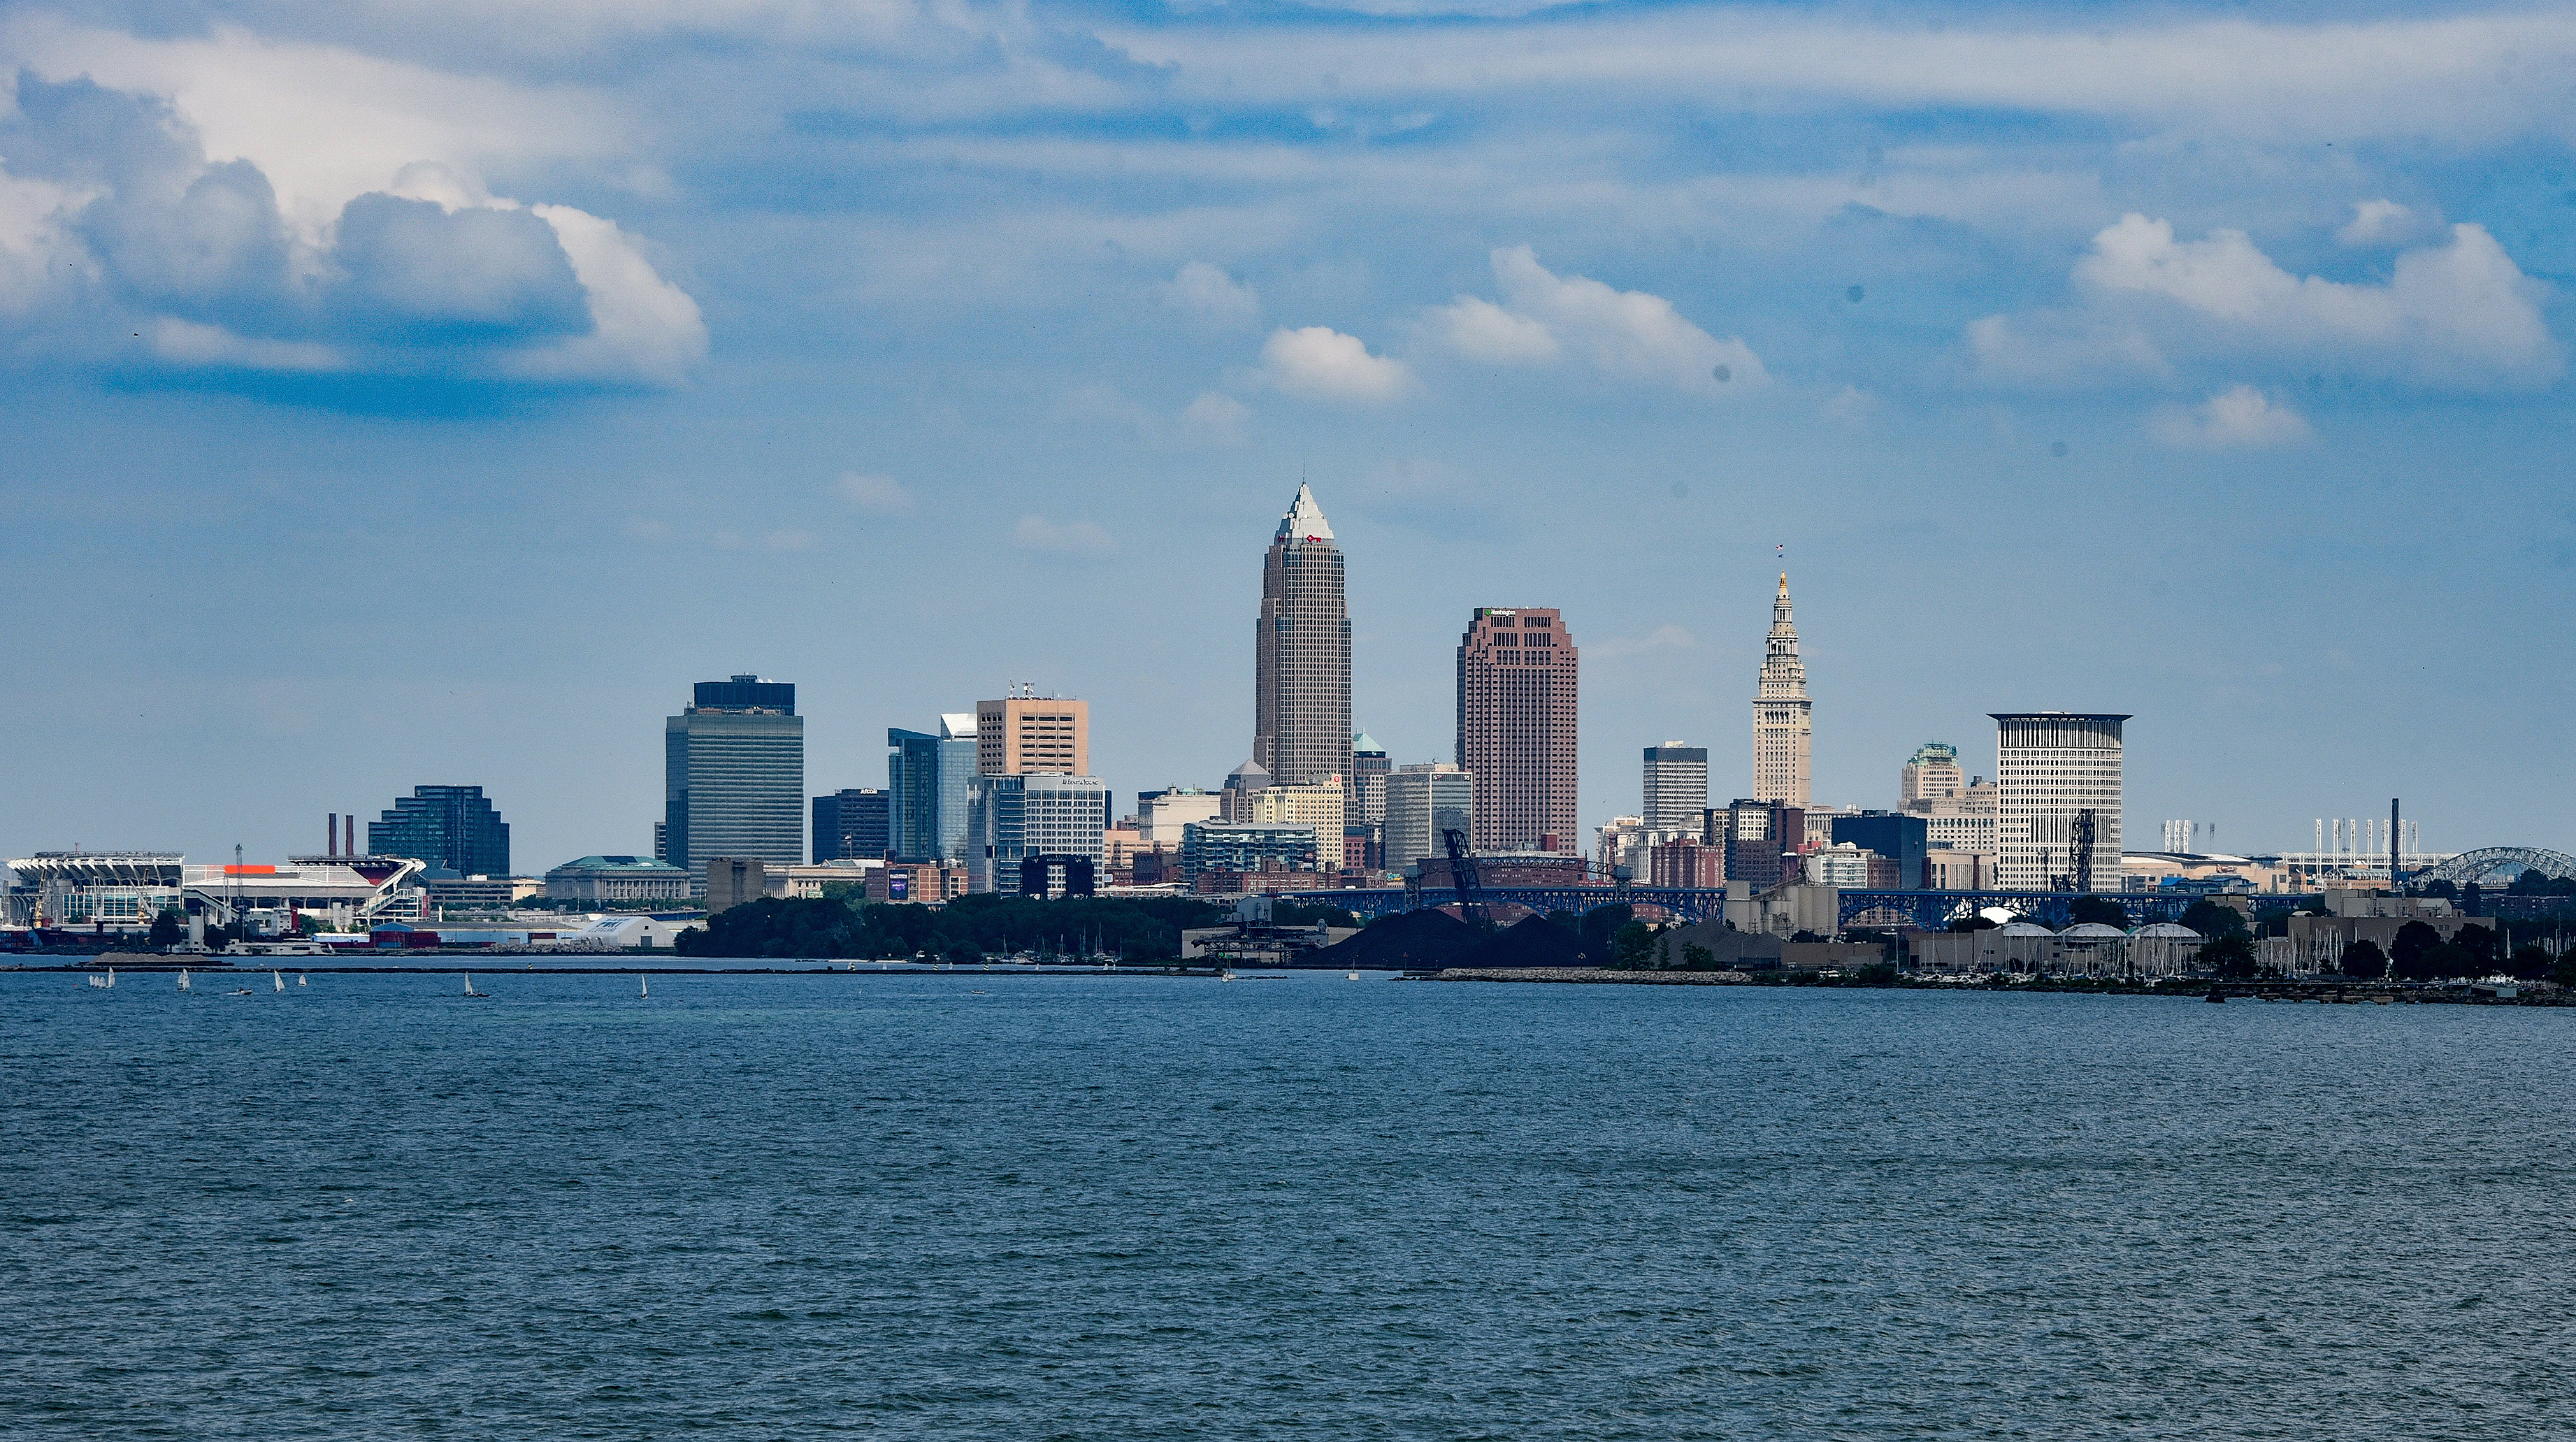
[665,675,805,874]
[368,785,509,875]
[1241,777,1346,865]
[976,688,1089,775]
[1382,763,1474,874]
[1641,742,1709,832]
[887,714,978,864]
[1455,607,1578,853]
[1351,732,1390,825]
[1253,484,1352,788]
[1901,742,1965,807]
[1992,712,2128,892]
[1753,574,1811,805]
[812,788,891,863]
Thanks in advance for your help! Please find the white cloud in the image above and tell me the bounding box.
[2337,200,2442,248]
[508,205,707,387]
[1258,325,1413,403]
[2150,385,2313,449]
[1430,294,1558,363]
[1058,384,1250,447]
[1163,261,1259,327]
[1821,385,1878,426]
[1179,389,1251,445]
[1434,247,1765,396]
[1013,514,1117,554]
[147,318,341,372]
[1971,213,2559,390]
[835,471,915,512]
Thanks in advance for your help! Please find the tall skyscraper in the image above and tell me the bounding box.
[1455,607,1578,853]
[1254,484,1352,788]
[977,688,1089,775]
[967,772,1110,894]
[1753,574,1811,805]
[887,714,977,864]
[812,788,891,863]
[665,675,805,874]
[369,785,509,875]
[1641,742,1709,832]
[1351,732,1390,825]
[1992,712,2127,892]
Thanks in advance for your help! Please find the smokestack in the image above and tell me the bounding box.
[328,814,338,857]
[345,814,358,858]
[2389,798,2402,893]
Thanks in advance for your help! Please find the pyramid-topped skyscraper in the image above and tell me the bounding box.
[1253,484,1353,788]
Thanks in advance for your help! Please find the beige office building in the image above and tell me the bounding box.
[1753,574,1812,805]
[977,691,1089,775]
[1993,712,2128,892]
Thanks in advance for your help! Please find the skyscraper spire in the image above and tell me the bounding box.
[1753,573,1811,805]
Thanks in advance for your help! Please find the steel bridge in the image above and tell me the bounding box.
[1299,888,2292,930]
[2412,846,2576,886]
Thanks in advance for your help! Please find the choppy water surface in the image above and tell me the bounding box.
[6,970,2571,1439]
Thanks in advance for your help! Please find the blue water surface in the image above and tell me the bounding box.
[4,969,2570,1439]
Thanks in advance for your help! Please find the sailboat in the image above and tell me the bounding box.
[272,970,285,993]
[88,971,107,988]
[105,967,115,988]
[463,972,489,998]
[297,974,308,987]
[178,968,190,990]
[639,974,649,998]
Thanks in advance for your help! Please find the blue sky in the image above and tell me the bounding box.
[3,0,2573,871]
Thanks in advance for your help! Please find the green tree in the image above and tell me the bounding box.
[2389,920,2442,979]
[2554,947,2576,988]
[2181,899,2249,940]
[1611,920,1657,969]
[2418,941,2477,979]
[147,909,185,949]
[2508,944,2554,982]
[2339,939,2387,980]
[2422,879,2459,900]
[1579,904,1634,963]
[2452,923,2503,970]
[2200,935,2260,979]
[1682,943,1718,972]
[2067,895,2128,928]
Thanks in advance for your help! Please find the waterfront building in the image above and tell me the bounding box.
[977,688,1089,775]
[887,714,978,864]
[545,855,694,902]
[369,785,510,876]
[1832,812,1930,889]
[968,772,1111,894]
[1901,743,1966,807]
[812,788,891,863]
[1179,821,1320,881]
[1382,763,1474,874]
[1753,574,1812,805]
[870,861,970,904]
[1641,742,1709,832]
[1455,607,1579,853]
[1993,712,2129,892]
[665,675,804,874]
[1352,733,1390,825]
[1253,484,1353,788]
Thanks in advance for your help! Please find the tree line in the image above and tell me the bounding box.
[674,893,1355,962]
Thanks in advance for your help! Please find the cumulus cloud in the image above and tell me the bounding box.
[835,472,914,512]
[1258,325,1413,403]
[1014,514,1118,554]
[2149,385,2312,449]
[1970,213,2558,390]
[2337,200,2443,248]
[1430,246,1764,396]
[1163,261,1258,327]
[0,71,702,389]
[1059,383,1251,447]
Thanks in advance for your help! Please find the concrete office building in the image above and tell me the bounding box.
[977,688,1089,775]
[1993,712,2129,892]
[1254,484,1353,788]
[812,788,891,863]
[1352,733,1390,825]
[1383,763,1474,874]
[1642,742,1710,832]
[368,785,510,876]
[968,772,1111,895]
[887,714,978,864]
[1456,607,1579,853]
[1139,788,1223,846]
[665,676,805,874]
[706,857,766,914]
[545,855,693,902]
[1240,778,1346,864]
[1753,574,1813,805]
[1901,743,1966,807]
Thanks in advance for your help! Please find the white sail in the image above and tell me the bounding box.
[273,970,284,992]
[178,969,190,990]
[106,967,115,988]
[640,975,649,997]
[297,974,307,987]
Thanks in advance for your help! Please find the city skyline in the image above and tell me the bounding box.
[3,6,2570,870]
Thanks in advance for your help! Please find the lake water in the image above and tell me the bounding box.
[6,969,2571,1439]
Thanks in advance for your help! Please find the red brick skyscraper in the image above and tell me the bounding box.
[1455,607,1578,854]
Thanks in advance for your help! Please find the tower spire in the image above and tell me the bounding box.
[1753,572,1811,805]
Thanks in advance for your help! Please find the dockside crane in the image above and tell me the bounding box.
[1441,827,1491,932]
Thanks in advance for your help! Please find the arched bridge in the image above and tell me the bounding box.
[2413,847,2576,886]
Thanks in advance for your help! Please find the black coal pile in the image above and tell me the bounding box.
[1444,915,1592,969]
[1307,908,1479,970]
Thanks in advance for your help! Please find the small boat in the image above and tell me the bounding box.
[1346,972,1360,981]
[1218,970,1238,983]
[463,973,489,999]
[639,974,649,997]
[297,974,308,988]
[272,970,285,993]
[88,972,107,988]
[178,969,190,990]
[229,986,254,995]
